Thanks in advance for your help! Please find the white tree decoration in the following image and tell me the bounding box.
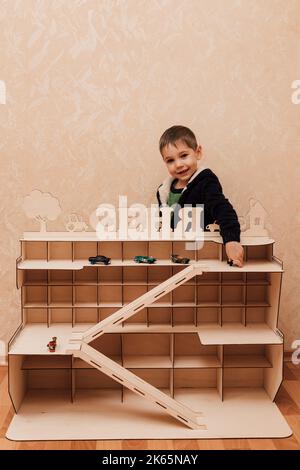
[23,190,61,232]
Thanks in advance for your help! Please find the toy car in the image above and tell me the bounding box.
[88,255,111,265]
[171,254,190,264]
[134,255,156,264]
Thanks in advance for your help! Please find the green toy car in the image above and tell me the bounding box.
[171,254,190,264]
[134,255,156,264]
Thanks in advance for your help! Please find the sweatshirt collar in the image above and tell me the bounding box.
[158,165,206,205]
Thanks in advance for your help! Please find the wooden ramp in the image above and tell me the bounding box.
[69,342,205,430]
[67,263,207,429]
[78,264,205,343]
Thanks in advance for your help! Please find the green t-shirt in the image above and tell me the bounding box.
[167,179,183,207]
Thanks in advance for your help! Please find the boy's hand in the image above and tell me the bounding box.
[225,241,244,267]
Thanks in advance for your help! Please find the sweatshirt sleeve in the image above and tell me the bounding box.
[202,171,241,244]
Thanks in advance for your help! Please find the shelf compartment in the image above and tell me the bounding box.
[24,270,48,285]
[74,307,98,324]
[23,286,47,307]
[75,285,97,305]
[174,368,218,388]
[196,272,221,285]
[74,369,122,389]
[174,334,221,368]
[148,266,172,283]
[197,307,220,325]
[48,270,73,285]
[123,307,147,325]
[148,307,171,325]
[74,267,97,284]
[221,272,246,285]
[98,241,122,261]
[148,241,172,260]
[98,285,122,305]
[99,307,120,321]
[24,308,48,323]
[91,333,122,363]
[222,285,244,305]
[246,245,272,261]
[246,272,270,285]
[49,308,72,324]
[246,306,266,324]
[246,285,268,304]
[172,307,195,326]
[27,369,71,389]
[123,285,147,303]
[197,285,220,304]
[222,307,244,324]
[73,241,98,261]
[22,355,71,370]
[122,333,171,368]
[98,266,122,284]
[123,266,147,284]
[49,286,72,306]
[223,345,272,368]
[172,285,195,304]
[22,241,47,260]
[223,367,264,388]
[197,241,220,260]
[172,241,196,261]
[129,369,171,391]
[48,241,72,261]
[123,241,148,261]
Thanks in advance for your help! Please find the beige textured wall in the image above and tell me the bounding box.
[0,0,299,352]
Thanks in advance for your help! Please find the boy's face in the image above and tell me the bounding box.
[161,139,202,186]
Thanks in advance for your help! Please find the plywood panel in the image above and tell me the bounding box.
[73,242,98,260]
[174,369,217,388]
[223,368,264,388]
[48,242,72,260]
[23,241,47,260]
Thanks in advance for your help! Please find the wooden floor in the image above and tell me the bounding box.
[1,363,300,450]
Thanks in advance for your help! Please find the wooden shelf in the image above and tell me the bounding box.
[18,259,283,272]
[123,356,172,369]
[223,355,272,368]
[174,356,221,368]
[198,323,282,345]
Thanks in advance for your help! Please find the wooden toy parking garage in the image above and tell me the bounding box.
[6,232,292,440]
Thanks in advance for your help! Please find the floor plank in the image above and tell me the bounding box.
[146,440,174,450]
[247,438,276,450]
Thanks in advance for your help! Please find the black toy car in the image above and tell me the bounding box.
[171,254,190,264]
[88,255,111,265]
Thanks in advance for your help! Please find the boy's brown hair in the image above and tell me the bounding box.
[159,125,198,154]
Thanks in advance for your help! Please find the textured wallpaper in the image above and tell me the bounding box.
[0,0,299,352]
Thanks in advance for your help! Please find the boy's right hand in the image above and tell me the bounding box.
[225,241,244,267]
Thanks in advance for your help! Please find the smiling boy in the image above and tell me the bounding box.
[156,125,244,267]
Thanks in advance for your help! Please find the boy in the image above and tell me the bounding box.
[156,125,244,267]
